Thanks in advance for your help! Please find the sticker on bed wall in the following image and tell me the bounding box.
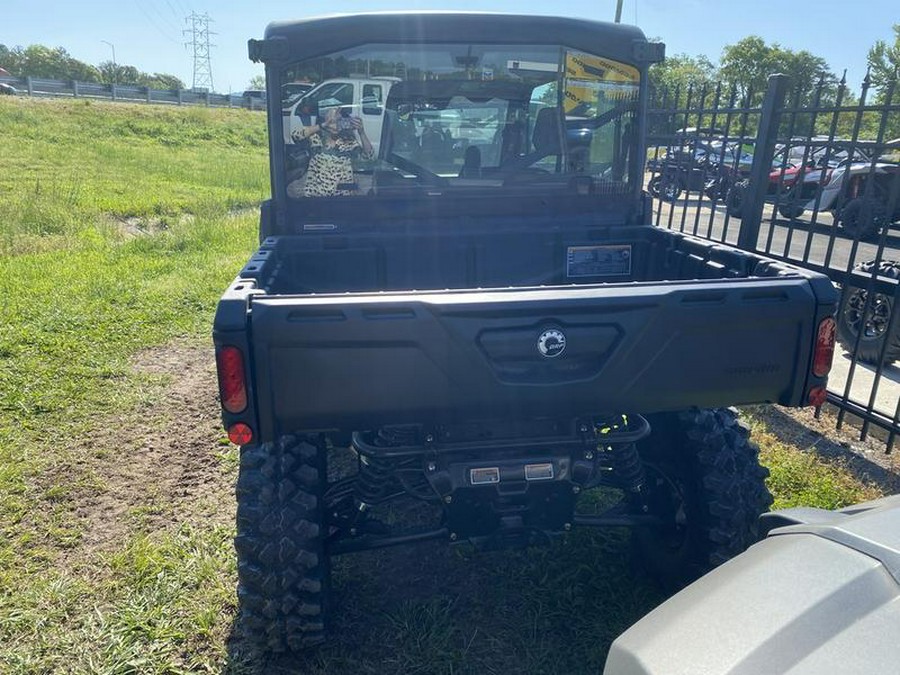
[566,245,632,278]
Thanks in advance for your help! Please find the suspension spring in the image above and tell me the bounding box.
[595,415,648,505]
[608,442,646,499]
[356,454,396,504]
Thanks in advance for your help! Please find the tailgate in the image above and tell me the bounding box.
[245,277,831,438]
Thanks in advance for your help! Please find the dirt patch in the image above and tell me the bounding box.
[104,213,194,238]
[61,341,233,567]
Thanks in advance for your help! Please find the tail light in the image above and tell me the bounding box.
[228,422,254,445]
[813,317,836,377]
[216,345,248,413]
[808,386,828,407]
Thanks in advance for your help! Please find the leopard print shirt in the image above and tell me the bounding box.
[302,133,375,198]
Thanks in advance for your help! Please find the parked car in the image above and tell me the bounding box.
[282,76,398,149]
[281,81,313,111]
[239,89,266,109]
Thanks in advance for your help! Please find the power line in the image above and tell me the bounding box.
[133,0,182,46]
[183,11,215,91]
[164,0,182,23]
[172,0,191,17]
[146,0,181,34]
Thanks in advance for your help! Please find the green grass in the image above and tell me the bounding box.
[0,98,264,672]
[0,96,889,673]
[750,419,882,511]
[0,98,267,255]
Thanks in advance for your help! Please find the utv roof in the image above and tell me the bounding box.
[253,12,662,68]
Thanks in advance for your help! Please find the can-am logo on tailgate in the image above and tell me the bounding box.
[537,329,566,358]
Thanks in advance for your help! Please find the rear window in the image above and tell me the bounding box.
[280,43,641,200]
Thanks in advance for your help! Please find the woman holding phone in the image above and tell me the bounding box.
[302,106,374,197]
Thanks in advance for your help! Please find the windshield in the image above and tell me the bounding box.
[280,43,640,199]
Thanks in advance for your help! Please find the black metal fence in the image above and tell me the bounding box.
[647,74,900,449]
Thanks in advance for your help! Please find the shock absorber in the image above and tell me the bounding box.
[597,415,648,508]
[356,454,396,505]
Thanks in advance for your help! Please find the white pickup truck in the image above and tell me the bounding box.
[282,76,399,151]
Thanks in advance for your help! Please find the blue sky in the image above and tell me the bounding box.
[2,1,896,93]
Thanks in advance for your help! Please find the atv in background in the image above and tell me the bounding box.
[724,143,837,220]
[604,494,900,675]
[646,131,751,203]
[830,141,900,239]
[836,259,900,365]
[725,139,899,242]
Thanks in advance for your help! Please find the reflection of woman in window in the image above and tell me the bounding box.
[303,107,374,197]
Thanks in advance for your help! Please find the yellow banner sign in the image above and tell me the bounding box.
[565,52,639,84]
[563,52,639,114]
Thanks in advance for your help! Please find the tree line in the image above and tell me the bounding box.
[652,28,898,102]
[649,28,899,139]
[0,44,185,90]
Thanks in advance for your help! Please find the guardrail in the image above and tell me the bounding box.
[0,75,266,110]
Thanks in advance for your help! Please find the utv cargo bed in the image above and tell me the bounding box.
[215,224,834,440]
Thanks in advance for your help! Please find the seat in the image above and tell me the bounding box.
[502,107,562,172]
[458,146,482,178]
[531,107,562,156]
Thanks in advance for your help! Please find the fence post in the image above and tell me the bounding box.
[205,90,210,107]
[26,76,33,96]
[146,86,151,104]
[737,74,791,251]
[73,80,79,98]
[177,89,183,106]
[111,83,117,101]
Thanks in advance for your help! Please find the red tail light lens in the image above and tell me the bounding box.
[808,386,828,408]
[228,422,254,445]
[813,317,836,377]
[216,346,248,413]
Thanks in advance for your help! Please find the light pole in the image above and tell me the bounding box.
[101,40,117,85]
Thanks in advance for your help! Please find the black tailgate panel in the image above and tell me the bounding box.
[249,279,818,437]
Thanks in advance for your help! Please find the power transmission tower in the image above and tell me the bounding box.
[184,12,215,91]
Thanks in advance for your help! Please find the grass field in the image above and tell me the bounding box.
[0,96,887,674]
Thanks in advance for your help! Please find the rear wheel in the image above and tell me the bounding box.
[648,174,681,202]
[725,180,749,219]
[839,197,888,241]
[777,198,805,219]
[633,408,772,589]
[235,434,330,652]
[836,260,900,364]
[703,173,730,202]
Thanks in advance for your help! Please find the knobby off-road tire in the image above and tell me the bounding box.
[839,197,888,241]
[648,174,681,202]
[235,434,330,652]
[633,408,773,589]
[725,179,749,219]
[836,259,900,364]
[777,200,806,220]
